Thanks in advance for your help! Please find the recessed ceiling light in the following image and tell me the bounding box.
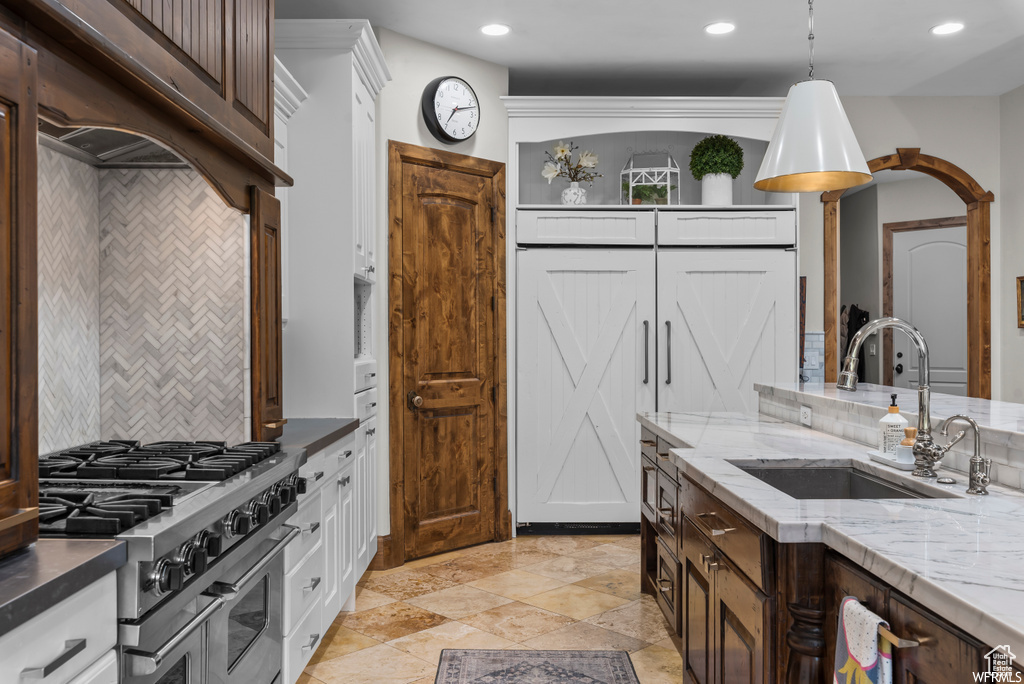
[930,22,964,35]
[704,22,735,35]
[481,24,510,36]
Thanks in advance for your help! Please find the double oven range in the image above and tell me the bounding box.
[39,439,306,684]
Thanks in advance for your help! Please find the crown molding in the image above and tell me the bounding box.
[275,19,392,98]
[274,57,309,121]
[502,96,786,119]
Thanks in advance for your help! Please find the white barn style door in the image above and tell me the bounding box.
[657,249,797,413]
[517,250,656,523]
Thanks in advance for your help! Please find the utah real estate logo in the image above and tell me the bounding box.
[976,645,1022,682]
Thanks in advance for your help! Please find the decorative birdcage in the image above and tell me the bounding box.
[620,151,681,205]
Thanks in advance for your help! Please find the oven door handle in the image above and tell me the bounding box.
[203,525,300,600]
[122,598,225,677]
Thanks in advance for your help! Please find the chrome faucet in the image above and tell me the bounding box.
[941,414,991,495]
[836,316,953,478]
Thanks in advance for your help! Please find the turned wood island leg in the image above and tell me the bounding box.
[778,544,828,684]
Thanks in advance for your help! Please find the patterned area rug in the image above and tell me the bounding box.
[435,649,640,683]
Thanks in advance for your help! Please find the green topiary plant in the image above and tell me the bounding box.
[689,135,745,181]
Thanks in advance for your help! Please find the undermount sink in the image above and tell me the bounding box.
[733,463,958,500]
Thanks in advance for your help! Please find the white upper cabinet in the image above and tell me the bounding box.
[273,57,309,325]
[517,208,656,245]
[352,64,378,283]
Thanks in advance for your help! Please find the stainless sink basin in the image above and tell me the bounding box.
[734,465,958,500]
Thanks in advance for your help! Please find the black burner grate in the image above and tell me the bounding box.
[38,486,178,535]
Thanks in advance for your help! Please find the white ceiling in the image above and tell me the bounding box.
[276,0,1024,97]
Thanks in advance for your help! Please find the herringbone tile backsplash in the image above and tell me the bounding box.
[99,168,247,445]
[38,146,102,454]
[38,145,248,450]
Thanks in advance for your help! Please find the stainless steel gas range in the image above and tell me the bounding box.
[39,440,307,684]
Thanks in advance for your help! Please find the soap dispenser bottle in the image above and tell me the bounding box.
[879,393,909,455]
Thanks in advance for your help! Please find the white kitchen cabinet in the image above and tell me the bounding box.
[657,248,797,413]
[656,208,796,246]
[282,592,322,684]
[353,422,370,575]
[517,249,657,523]
[365,416,378,564]
[517,208,656,245]
[67,651,117,684]
[338,460,357,603]
[0,573,116,684]
[273,57,308,326]
[352,63,378,283]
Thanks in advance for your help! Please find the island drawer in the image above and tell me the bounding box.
[679,474,768,592]
[655,468,679,548]
[654,538,682,633]
[641,455,658,523]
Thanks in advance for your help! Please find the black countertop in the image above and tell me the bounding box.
[0,539,126,638]
[280,417,360,457]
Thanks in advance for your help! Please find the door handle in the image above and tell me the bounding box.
[643,320,649,384]
[21,639,87,678]
[407,391,424,410]
[124,600,224,676]
[665,321,672,385]
[895,363,904,374]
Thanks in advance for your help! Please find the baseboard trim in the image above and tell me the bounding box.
[515,522,641,536]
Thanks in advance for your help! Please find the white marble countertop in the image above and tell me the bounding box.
[638,410,1024,654]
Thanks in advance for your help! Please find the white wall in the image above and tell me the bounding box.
[797,95,1004,397]
[372,29,509,534]
[840,185,880,382]
[1000,84,1024,402]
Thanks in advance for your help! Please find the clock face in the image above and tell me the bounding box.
[422,76,480,143]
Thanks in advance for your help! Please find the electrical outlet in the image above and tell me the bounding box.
[800,405,813,427]
[869,343,877,356]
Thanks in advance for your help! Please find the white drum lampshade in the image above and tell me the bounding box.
[754,79,872,193]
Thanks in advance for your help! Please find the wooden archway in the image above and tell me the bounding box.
[821,148,994,398]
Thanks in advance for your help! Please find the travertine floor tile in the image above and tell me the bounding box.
[420,553,517,583]
[468,545,563,569]
[306,624,380,668]
[612,535,642,551]
[571,543,640,568]
[387,621,519,664]
[338,602,449,641]
[521,556,616,583]
[630,641,685,683]
[521,621,649,652]
[459,601,576,642]
[467,568,568,600]
[295,673,326,684]
[520,584,631,620]
[304,643,434,683]
[347,586,396,612]
[583,598,674,644]
[575,568,643,601]
[527,535,606,555]
[357,568,460,601]
[406,584,513,619]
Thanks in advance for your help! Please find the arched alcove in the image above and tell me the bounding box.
[821,148,994,398]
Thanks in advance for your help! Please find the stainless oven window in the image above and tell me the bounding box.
[155,656,189,684]
[227,575,269,671]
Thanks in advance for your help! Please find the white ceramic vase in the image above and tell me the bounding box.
[561,182,587,205]
[701,173,733,206]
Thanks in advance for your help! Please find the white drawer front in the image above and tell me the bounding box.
[518,210,656,245]
[0,574,116,684]
[657,210,796,246]
[284,540,324,631]
[355,388,377,421]
[67,650,117,684]
[283,600,323,684]
[354,358,377,393]
[284,488,322,571]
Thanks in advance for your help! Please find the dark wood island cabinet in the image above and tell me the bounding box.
[639,425,1009,684]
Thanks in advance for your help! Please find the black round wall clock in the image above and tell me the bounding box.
[421,76,480,144]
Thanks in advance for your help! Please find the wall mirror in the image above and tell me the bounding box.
[821,148,994,399]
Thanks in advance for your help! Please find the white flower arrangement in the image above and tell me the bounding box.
[540,140,602,184]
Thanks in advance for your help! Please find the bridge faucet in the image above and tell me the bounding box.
[836,316,950,478]
[941,415,991,495]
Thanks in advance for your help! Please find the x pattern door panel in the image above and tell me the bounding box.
[517,250,656,523]
[658,250,796,414]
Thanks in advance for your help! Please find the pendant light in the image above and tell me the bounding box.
[754,0,871,193]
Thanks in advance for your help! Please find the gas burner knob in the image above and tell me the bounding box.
[293,476,307,495]
[175,541,208,576]
[196,530,223,558]
[150,558,185,596]
[223,509,252,538]
[259,490,283,517]
[272,482,293,506]
[247,499,270,526]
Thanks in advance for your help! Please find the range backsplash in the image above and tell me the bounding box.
[38,145,247,451]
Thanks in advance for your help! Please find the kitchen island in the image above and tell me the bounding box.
[640,386,1024,683]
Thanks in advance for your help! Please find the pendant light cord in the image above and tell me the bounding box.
[808,0,815,79]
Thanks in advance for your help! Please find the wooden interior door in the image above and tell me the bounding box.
[389,142,507,561]
[658,249,796,413]
[516,249,655,523]
[250,186,285,441]
[0,28,38,559]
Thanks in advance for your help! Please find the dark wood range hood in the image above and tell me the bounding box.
[0,0,288,560]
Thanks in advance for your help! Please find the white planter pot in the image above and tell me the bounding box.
[561,182,587,205]
[701,173,733,206]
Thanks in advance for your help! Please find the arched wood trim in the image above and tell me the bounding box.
[821,148,992,398]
